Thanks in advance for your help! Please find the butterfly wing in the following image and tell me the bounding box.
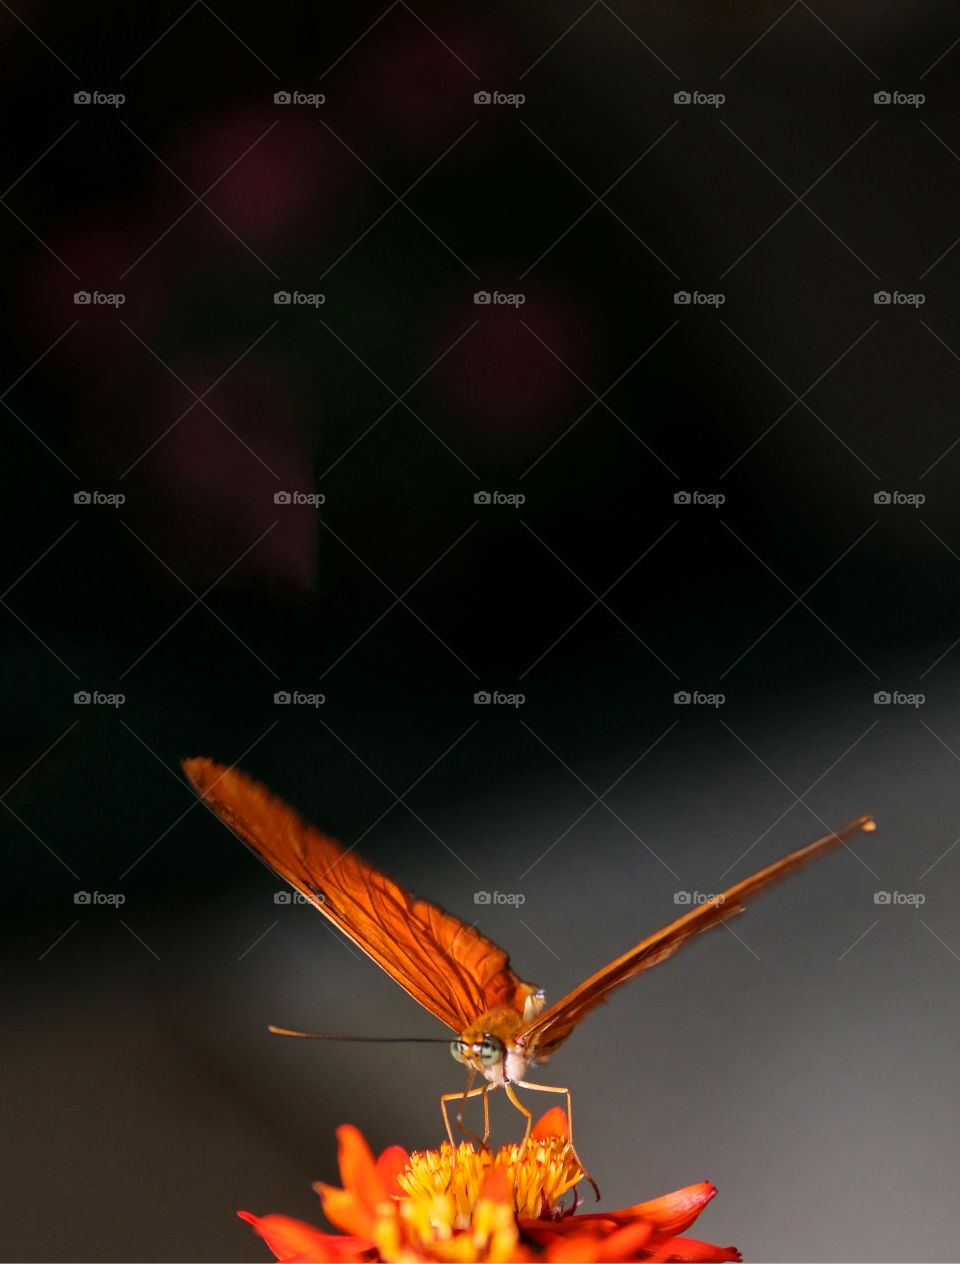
[517,814,876,1060]
[183,758,539,1032]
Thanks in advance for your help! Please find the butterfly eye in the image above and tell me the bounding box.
[450,1039,468,1064]
[477,1036,502,1066]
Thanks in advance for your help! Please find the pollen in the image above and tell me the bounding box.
[397,1135,584,1227]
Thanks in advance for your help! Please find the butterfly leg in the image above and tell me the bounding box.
[514,1080,601,1202]
[440,1084,489,1150]
[503,1081,533,1144]
[502,1083,533,1206]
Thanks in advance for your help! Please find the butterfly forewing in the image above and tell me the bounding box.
[517,813,876,1060]
[183,758,537,1032]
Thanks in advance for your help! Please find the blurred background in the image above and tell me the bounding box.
[2,1,960,1259]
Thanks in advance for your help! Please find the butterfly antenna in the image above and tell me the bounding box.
[268,1025,452,1043]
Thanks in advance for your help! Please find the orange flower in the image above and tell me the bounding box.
[239,1108,741,1263]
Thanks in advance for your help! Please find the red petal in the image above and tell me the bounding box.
[336,1125,386,1211]
[629,1183,718,1235]
[595,1220,656,1261]
[313,1184,373,1241]
[563,1183,718,1237]
[374,1144,409,1197]
[313,1126,390,1237]
[522,1217,618,1240]
[531,1107,569,1141]
[479,1165,513,1205]
[237,1211,370,1263]
[648,1234,742,1262]
[535,1220,655,1262]
[542,1233,603,1262]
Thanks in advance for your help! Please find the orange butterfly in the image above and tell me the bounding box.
[183,756,874,1186]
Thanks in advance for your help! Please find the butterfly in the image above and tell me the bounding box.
[183,756,874,1188]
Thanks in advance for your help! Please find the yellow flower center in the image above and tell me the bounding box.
[397,1135,584,1227]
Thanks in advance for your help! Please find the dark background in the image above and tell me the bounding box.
[3,2,960,1260]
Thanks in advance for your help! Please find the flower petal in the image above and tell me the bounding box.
[629,1182,719,1235]
[374,1144,409,1198]
[336,1124,387,1211]
[311,1125,392,1238]
[237,1210,370,1263]
[647,1234,742,1262]
[479,1164,513,1205]
[563,1182,719,1237]
[542,1234,603,1262]
[313,1184,374,1241]
[594,1220,656,1261]
[531,1107,569,1142]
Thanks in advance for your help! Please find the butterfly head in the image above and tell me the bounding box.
[450,1034,502,1069]
[452,1008,533,1084]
